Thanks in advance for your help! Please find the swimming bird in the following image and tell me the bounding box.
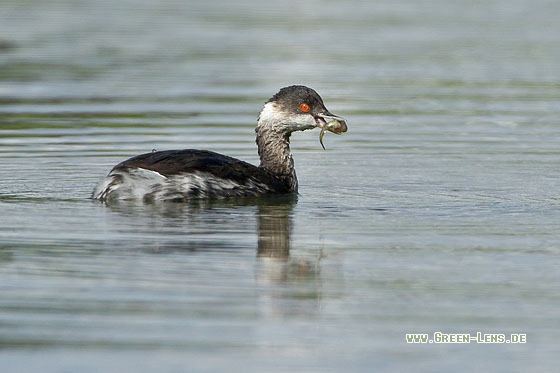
[92,85,347,202]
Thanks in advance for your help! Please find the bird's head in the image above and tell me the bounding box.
[258,85,347,135]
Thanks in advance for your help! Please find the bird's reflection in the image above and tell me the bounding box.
[255,195,321,280]
[101,195,322,317]
[256,195,294,259]
[101,195,321,281]
[253,196,323,319]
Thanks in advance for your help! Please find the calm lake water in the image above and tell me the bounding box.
[1,0,559,371]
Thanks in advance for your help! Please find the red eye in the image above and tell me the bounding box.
[299,103,310,113]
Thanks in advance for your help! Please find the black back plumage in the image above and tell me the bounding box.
[112,149,291,193]
[92,85,344,201]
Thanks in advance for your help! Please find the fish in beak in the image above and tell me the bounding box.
[314,112,347,150]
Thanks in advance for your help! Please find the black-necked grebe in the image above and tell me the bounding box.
[92,85,347,202]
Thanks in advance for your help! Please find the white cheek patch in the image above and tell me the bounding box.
[258,102,316,132]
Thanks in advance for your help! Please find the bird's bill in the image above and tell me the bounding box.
[314,112,347,134]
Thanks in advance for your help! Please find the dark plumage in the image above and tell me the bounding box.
[92,85,346,202]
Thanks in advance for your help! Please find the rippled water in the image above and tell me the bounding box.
[1,0,560,371]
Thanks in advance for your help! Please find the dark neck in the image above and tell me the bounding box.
[255,121,298,192]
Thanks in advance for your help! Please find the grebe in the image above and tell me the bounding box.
[92,85,347,202]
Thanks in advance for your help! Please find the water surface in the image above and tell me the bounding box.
[1,0,560,371]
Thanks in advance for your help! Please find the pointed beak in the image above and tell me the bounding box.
[314,112,348,134]
[315,111,348,150]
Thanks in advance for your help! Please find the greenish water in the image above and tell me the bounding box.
[1,0,560,371]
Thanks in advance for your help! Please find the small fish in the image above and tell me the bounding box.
[319,126,328,150]
[319,119,347,150]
